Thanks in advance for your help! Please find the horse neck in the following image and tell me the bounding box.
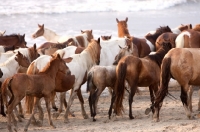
[80,50,96,70]
[0,52,15,63]
[41,60,60,79]
[2,55,20,74]
[43,28,60,42]
[118,25,130,37]
[15,48,31,62]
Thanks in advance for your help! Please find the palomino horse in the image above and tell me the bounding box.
[32,24,72,43]
[116,17,172,57]
[0,30,6,36]
[101,35,112,41]
[153,48,200,122]
[113,42,172,119]
[1,54,69,132]
[0,34,27,48]
[61,38,101,123]
[63,30,94,47]
[175,24,200,48]
[87,43,137,121]
[25,45,84,115]
[152,24,192,50]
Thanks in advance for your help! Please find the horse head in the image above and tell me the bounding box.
[32,24,44,39]
[101,35,112,41]
[15,51,30,68]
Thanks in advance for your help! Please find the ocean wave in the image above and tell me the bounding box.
[0,0,193,15]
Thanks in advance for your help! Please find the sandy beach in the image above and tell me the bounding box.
[1,85,200,132]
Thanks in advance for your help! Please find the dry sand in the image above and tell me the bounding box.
[1,84,200,132]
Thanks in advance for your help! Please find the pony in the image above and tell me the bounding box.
[113,42,172,119]
[0,30,6,36]
[32,24,72,43]
[0,34,27,48]
[61,38,101,123]
[153,48,200,122]
[175,24,200,48]
[1,54,69,132]
[25,45,84,115]
[101,35,112,41]
[87,43,137,121]
[62,30,94,47]
[116,17,172,57]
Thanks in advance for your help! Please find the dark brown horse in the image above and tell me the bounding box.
[116,17,172,57]
[113,42,172,119]
[101,35,112,41]
[0,34,27,48]
[1,54,69,132]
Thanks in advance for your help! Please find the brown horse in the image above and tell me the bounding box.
[87,42,137,121]
[0,34,27,48]
[101,35,112,41]
[175,24,200,48]
[113,42,172,119]
[1,54,69,132]
[37,42,66,55]
[116,17,172,57]
[155,24,192,50]
[153,48,200,122]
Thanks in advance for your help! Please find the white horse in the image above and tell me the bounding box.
[0,30,6,36]
[32,24,72,43]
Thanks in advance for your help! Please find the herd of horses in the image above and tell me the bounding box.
[1,17,200,131]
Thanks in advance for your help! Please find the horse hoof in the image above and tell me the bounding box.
[64,119,70,123]
[153,118,160,122]
[19,114,25,118]
[83,114,89,119]
[93,118,96,122]
[129,115,134,119]
[52,113,59,119]
[14,128,18,132]
[52,107,58,111]
[36,120,43,127]
[51,125,56,129]
[24,128,28,132]
[145,108,151,115]
[69,112,75,117]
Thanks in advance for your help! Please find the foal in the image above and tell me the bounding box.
[1,54,69,132]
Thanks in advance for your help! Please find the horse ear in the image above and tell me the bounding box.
[118,45,122,49]
[125,17,128,22]
[109,35,112,39]
[2,30,6,35]
[56,53,61,59]
[23,34,25,38]
[116,18,119,23]
[33,43,37,49]
[97,37,100,44]
[90,30,92,33]
[190,24,192,29]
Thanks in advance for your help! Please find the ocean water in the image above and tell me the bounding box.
[0,0,200,47]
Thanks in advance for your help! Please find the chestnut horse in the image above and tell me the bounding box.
[116,17,172,57]
[32,24,72,43]
[153,48,200,122]
[113,42,172,119]
[0,34,27,48]
[25,45,84,115]
[87,43,137,121]
[155,24,192,50]
[175,24,200,48]
[1,54,69,132]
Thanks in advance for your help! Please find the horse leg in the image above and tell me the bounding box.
[44,96,56,128]
[108,90,116,119]
[24,97,40,132]
[63,88,77,123]
[37,99,44,127]
[180,85,193,119]
[18,102,24,118]
[14,106,23,122]
[128,84,137,119]
[50,91,58,111]
[77,88,88,119]
[198,89,200,111]
[148,84,158,114]
[188,85,194,112]
[88,88,95,121]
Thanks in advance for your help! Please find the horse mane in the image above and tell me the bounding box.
[84,38,100,64]
[2,34,25,43]
[156,26,172,34]
[146,42,172,67]
[50,43,66,49]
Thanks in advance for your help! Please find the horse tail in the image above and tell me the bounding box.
[114,62,127,116]
[1,77,13,116]
[86,71,95,92]
[155,57,171,106]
